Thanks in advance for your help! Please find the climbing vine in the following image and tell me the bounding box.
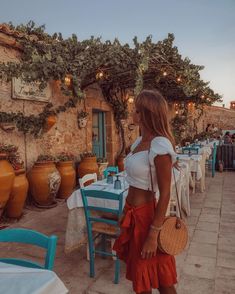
[0,21,222,147]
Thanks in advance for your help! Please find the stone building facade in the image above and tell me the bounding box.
[1,29,235,172]
[0,31,138,170]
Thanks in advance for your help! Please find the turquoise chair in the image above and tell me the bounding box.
[0,228,57,270]
[81,189,123,284]
[182,146,199,155]
[103,166,119,178]
[207,142,217,177]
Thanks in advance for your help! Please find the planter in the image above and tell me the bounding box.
[0,153,15,217]
[27,161,61,206]
[56,161,76,199]
[6,169,29,218]
[116,155,125,172]
[77,156,98,178]
[44,115,57,132]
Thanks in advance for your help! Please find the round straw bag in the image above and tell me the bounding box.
[148,150,188,255]
[158,216,188,255]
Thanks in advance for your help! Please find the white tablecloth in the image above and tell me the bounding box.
[176,154,203,180]
[0,262,68,294]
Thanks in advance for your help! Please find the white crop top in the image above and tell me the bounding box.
[125,136,177,193]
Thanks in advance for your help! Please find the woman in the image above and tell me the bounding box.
[113,89,178,294]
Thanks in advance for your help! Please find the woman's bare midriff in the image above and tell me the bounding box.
[126,185,155,207]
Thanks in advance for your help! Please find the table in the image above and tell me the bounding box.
[0,262,68,294]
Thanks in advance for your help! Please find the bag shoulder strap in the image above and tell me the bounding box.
[148,148,183,220]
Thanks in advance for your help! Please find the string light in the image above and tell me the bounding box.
[163,71,167,76]
[96,71,104,80]
[177,77,181,82]
[201,95,205,99]
[64,76,71,86]
[194,89,197,92]
[128,96,134,103]
[175,110,179,114]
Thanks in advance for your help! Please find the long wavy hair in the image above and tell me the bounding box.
[135,89,175,148]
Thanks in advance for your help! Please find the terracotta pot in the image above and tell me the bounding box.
[27,161,61,206]
[6,169,29,218]
[77,156,98,178]
[56,161,76,199]
[116,155,125,172]
[44,115,57,132]
[0,153,15,216]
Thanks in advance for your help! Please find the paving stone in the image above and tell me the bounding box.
[190,208,202,217]
[215,277,235,293]
[188,242,217,258]
[177,274,215,294]
[217,250,235,269]
[186,216,198,226]
[201,207,221,215]
[196,221,219,233]
[198,214,220,223]
[204,201,221,209]
[192,230,218,244]
[216,266,235,278]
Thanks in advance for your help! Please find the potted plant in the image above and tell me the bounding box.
[77,152,98,178]
[56,152,76,199]
[7,152,29,218]
[27,154,61,207]
[77,110,89,129]
[0,144,15,217]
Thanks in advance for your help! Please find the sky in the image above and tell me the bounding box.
[0,0,234,107]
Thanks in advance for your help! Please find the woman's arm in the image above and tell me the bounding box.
[141,154,172,259]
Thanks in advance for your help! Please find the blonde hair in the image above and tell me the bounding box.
[135,89,175,148]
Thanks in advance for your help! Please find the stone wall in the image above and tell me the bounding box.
[200,105,235,131]
[0,39,137,170]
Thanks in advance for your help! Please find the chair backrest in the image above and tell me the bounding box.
[182,146,199,155]
[103,166,119,178]
[0,228,57,270]
[79,173,98,188]
[81,189,123,228]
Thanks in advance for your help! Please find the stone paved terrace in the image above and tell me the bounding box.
[1,171,235,294]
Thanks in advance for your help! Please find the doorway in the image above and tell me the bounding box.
[92,110,106,158]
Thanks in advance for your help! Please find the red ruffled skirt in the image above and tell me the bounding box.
[113,199,177,293]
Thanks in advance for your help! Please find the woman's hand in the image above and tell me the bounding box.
[141,230,159,259]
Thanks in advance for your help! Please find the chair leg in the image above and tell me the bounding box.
[114,258,120,284]
[101,234,106,258]
[111,238,116,260]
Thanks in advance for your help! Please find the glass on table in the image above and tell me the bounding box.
[114,175,122,189]
[106,173,113,184]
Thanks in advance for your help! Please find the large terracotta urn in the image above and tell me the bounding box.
[0,153,15,216]
[56,161,76,199]
[6,169,29,218]
[27,161,61,206]
[77,156,98,178]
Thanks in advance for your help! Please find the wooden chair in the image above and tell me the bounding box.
[79,173,97,188]
[0,228,57,270]
[103,166,119,178]
[81,189,123,284]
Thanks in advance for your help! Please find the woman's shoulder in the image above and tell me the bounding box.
[150,136,174,150]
